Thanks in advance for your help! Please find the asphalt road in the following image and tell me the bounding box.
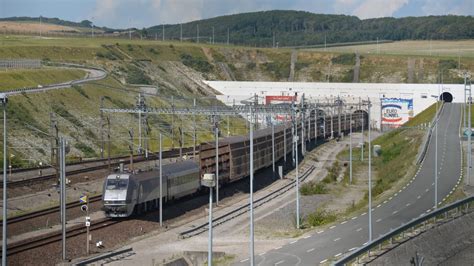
[4,66,107,96]
[235,103,462,265]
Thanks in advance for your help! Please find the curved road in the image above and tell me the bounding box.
[4,65,107,96]
[235,103,462,265]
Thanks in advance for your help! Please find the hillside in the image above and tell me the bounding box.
[0,35,473,167]
[0,16,115,32]
[147,10,474,47]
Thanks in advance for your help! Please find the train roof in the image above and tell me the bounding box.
[121,160,199,181]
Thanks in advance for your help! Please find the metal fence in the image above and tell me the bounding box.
[335,195,474,265]
[0,59,41,69]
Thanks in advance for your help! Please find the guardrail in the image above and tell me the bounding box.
[416,102,445,165]
[335,195,474,265]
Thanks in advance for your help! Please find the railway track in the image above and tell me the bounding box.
[4,217,120,257]
[179,164,316,239]
[1,195,103,226]
[3,147,196,188]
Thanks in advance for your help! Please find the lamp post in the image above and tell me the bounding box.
[1,93,8,266]
[349,106,353,184]
[202,173,216,266]
[431,92,439,209]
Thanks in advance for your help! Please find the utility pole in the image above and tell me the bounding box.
[193,99,196,159]
[1,93,8,266]
[350,108,353,184]
[227,28,230,45]
[59,138,67,260]
[215,121,219,205]
[272,122,275,176]
[159,133,163,226]
[100,97,105,159]
[171,96,175,148]
[107,116,111,172]
[212,26,215,44]
[360,98,364,161]
[129,129,134,171]
[367,99,372,242]
[197,24,199,43]
[294,98,300,229]
[39,16,42,37]
[162,24,165,41]
[50,113,59,183]
[301,94,305,154]
[249,104,255,265]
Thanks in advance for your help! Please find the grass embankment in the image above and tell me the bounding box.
[0,68,85,91]
[302,103,438,228]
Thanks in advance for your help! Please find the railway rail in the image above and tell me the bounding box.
[1,195,102,226]
[3,217,119,257]
[179,164,316,239]
[2,147,195,188]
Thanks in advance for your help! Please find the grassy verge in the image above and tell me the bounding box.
[0,68,85,90]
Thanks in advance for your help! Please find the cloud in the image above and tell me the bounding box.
[353,0,408,19]
[422,0,473,16]
[93,0,119,21]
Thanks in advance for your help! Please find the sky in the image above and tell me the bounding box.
[1,0,473,29]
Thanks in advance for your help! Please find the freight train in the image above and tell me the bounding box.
[102,109,368,217]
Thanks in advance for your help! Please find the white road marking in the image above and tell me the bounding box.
[398,189,402,193]
[240,258,249,263]
[349,247,357,251]
[356,228,363,232]
[393,210,398,215]
[334,238,341,241]
[320,259,328,264]
[317,230,324,234]
[290,240,297,244]
[432,182,435,186]
[426,209,431,213]
[361,212,367,216]
[363,242,368,246]
[376,218,382,223]
[389,197,393,200]
[307,248,315,253]
[330,225,336,229]
[335,253,342,257]
[417,195,421,199]
[377,204,381,208]
[425,189,429,192]
[275,260,285,265]
[352,216,357,220]
[341,221,347,224]
[406,203,411,207]
[275,246,282,250]
[304,235,311,239]
[394,193,398,197]
[383,200,388,204]
[259,252,266,256]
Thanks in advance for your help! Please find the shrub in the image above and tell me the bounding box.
[306,209,337,226]
[331,53,356,65]
[323,161,340,183]
[180,53,214,73]
[300,181,328,195]
[125,65,152,85]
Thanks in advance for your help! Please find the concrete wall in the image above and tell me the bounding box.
[205,81,465,129]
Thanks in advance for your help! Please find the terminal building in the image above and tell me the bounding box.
[205,81,467,130]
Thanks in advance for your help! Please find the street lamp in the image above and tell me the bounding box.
[1,92,8,266]
[202,173,216,266]
[431,93,439,208]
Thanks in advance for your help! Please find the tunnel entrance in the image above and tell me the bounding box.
[440,92,453,103]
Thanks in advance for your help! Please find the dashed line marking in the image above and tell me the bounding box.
[307,248,315,253]
[320,259,328,264]
[426,209,431,213]
[417,195,421,199]
[275,260,285,265]
[330,225,336,229]
[334,237,341,242]
[376,218,382,223]
[383,200,388,204]
[425,189,430,192]
[406,203,411,207]
[240,258,249,263]
[356,228,363,232]
[259,252,266,256]
[341,221,347,225]
[361,212,367,216]
[317,230,324,234]
[275,246,282,250]
[363,242,368,246]
[349,247,358,252]
[389,197,393,200]
[393,210,398,215]
[394,193,398,197]
[290,240,297,244]
[376,204,381,208]
[335,253,342,257]
[352,216,357,220]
